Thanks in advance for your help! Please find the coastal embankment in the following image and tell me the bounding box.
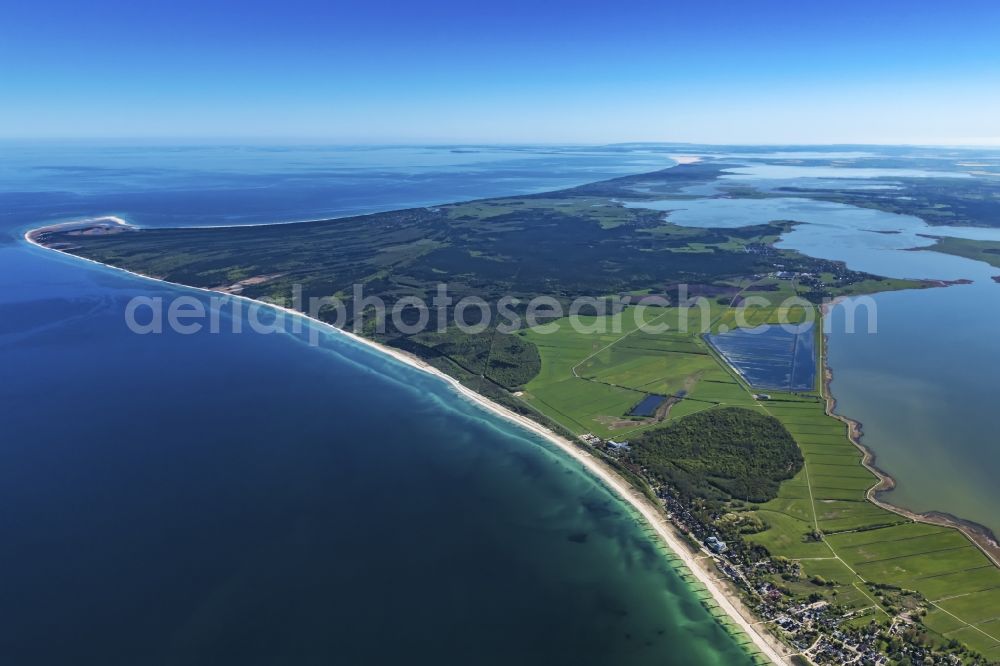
[819,301,1000,567]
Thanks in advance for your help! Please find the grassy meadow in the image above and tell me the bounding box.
[926,236,1000,270]
[517,295,1000,659]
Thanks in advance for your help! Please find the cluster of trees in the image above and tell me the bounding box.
[51,163,851,321]
[484,332,542,389]
[406,327,540,390]
[628,407,803,502]
[809,175,1000,228]
[46,163,882,397]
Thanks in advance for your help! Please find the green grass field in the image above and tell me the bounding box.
[751,387,1000,657]
[519,299,1000,658]
[520,304,756,438]
[926,236,1000,269]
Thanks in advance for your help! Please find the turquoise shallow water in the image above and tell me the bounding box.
[0,145,755,665]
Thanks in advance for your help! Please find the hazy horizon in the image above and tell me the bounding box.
[4,139,1000,149]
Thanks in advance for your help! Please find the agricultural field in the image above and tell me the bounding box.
[520,296,1000,657]
[750,389,1000,657]
[519,303,757,439]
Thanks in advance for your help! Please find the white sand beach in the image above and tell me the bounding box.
[25,222,790,664]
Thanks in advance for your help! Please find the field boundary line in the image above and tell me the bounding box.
[570,307,672,379]
[929,600,1000,645]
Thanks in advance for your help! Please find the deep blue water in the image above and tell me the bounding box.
[0,144,754,665]
[706,326,817,392]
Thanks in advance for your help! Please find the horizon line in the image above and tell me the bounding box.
[2,137,1000,149]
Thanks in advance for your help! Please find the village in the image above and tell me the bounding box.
[582,432,973,666]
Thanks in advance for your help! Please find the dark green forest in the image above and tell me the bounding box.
[628,407,803,503]
[34,163,885,397]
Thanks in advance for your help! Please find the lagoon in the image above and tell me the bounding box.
[627,163,1000,538]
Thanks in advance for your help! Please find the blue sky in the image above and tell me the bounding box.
[3,0,999,144]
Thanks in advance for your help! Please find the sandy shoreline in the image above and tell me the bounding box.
[820,299,1000,566]
[24,221,790,665]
